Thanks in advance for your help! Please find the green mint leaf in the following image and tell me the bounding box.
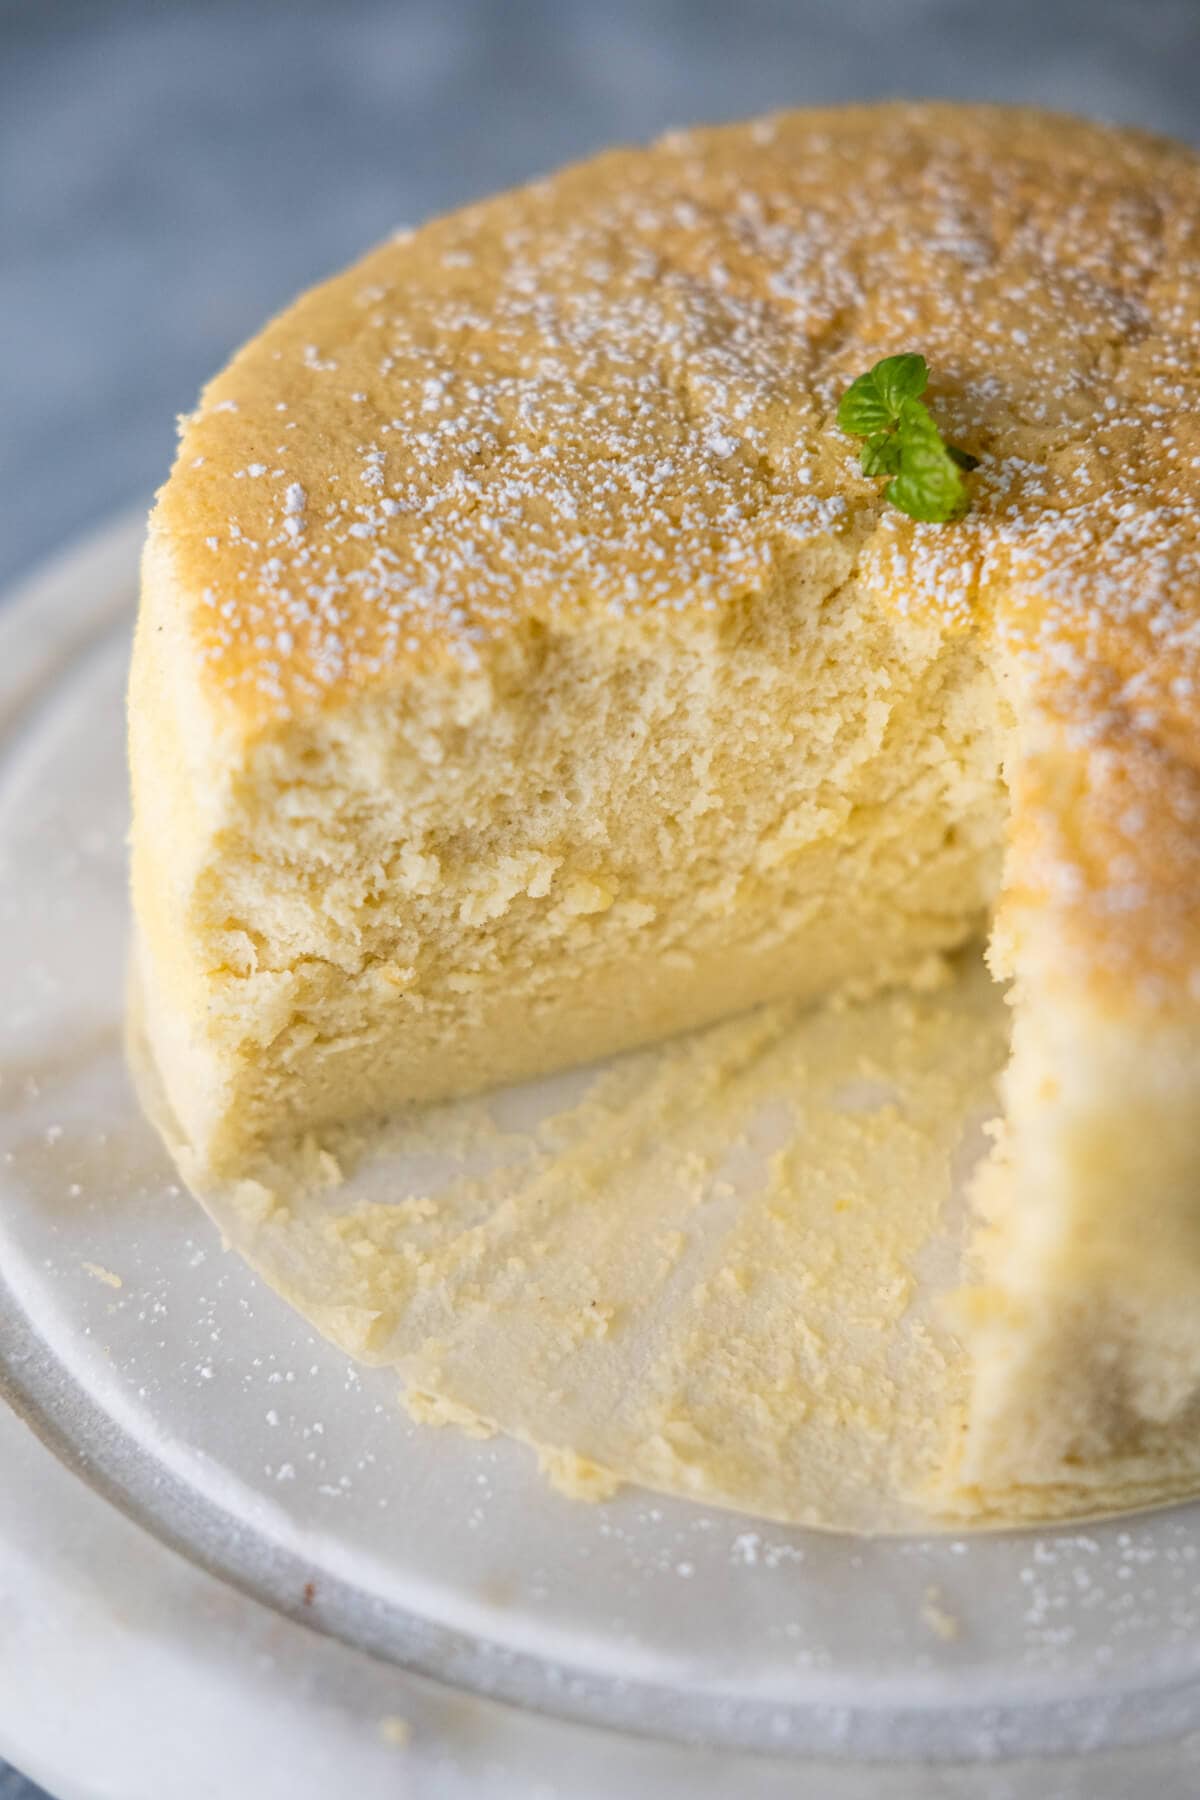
[836,355,975,523]
[836,370,896,436]
[860,433,903,478]
[885,400,970,523]
[837,354,930,436]
[871,352,928,415]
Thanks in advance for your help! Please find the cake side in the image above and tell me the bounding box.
[921,633,1200,1508]
[938,989,1200,1515]
[129,529,248,1164]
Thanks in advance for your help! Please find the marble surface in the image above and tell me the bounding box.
[0,1771,45,1800]
[0,2,1196,1795]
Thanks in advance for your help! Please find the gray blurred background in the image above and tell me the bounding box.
[2,0,1199,597]
[0,0,1196,1793]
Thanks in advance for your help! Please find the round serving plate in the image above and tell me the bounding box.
[2,514,1200,1800]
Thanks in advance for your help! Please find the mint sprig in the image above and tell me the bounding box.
[836,354,978,523]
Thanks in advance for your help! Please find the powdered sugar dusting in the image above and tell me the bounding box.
[157,103,1200,1002]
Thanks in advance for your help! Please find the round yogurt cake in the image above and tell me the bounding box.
[129,104,1200,1522]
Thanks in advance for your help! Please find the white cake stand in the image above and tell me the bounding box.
[2,515,1200,1800]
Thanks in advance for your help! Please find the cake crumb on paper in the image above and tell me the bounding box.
[82,1261,123,1289]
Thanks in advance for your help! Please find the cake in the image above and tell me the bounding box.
[129,104,1200,1513]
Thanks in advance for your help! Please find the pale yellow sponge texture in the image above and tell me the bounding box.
[131,526,1005,1169]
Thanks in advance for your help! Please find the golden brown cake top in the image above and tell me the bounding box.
[151,102,1200,1008]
